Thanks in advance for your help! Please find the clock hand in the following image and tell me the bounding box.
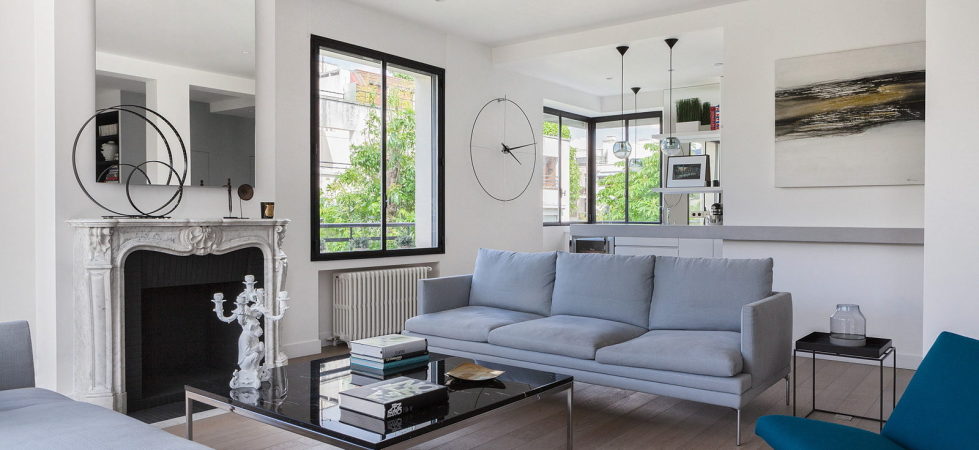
[505,142,535,152]
[504,149,522,165]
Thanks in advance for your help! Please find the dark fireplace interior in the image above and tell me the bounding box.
[124,247,264,417]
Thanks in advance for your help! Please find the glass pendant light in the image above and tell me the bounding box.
[612,45,632,159]
[660,38,683,157]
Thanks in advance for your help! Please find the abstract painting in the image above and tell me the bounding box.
[774,42,925,187]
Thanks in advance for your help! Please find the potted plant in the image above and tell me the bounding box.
[675,98,702,132]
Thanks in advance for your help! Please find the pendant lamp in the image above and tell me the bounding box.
[612,45,632,159]
[660,38,683,157]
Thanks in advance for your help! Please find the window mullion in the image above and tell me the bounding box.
[624,119,630,223]
[557,115,564,223]
[380,60,388,251]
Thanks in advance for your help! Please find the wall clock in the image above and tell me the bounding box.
[469,97,537,202]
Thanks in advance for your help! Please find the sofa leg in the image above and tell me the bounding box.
[785,374,791,406]
[736,408,742,446]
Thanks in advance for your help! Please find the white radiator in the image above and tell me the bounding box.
[333,266,432,343]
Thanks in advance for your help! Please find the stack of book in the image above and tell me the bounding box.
[339,376,448,434]
[710,104,721,130]
[349,334,429,381]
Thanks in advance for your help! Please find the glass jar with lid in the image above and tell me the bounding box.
[830,304,866,347]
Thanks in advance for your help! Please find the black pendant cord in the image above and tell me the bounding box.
[633,88,639,147]
[667,39,676,138]
[616,46,629,140]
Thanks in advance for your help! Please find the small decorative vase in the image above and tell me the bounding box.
[830,304,866,347]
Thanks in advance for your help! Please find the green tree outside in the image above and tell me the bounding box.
[596,143,662,222]
[319,78,418,252]
[543,122,584,219]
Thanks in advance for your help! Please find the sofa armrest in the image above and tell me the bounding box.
[417,274,472,315]
[741,292,793,384]
[0,320,35,391]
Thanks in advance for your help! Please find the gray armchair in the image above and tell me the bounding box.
[0,320,35,391]
[0,320,206,449]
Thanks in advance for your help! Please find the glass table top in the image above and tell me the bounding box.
[185,353,572,449]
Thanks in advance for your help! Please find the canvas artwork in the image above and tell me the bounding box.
[774,42,925,187]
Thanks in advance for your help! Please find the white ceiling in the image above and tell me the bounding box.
[344,0,742,45]
[502,27,724,97]
[95,0,255,78]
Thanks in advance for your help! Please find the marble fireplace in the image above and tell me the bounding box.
[69,218,289,413]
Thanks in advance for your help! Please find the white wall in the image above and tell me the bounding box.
[0,0,75,392]
[717,0,926,367]
[504,0,926,366]
[922,0,979,348]
[0,0,39,329]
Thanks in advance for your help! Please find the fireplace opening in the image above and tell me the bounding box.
[124,247,264,417]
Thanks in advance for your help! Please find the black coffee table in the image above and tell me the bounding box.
[184,353,573,449]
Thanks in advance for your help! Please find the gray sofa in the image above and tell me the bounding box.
[404,249,792,444]
[0,321,205,449]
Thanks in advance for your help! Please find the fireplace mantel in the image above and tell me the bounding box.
[68,218,289,412]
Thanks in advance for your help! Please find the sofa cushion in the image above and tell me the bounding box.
[596,330,743,377]
[404,306,543,342]
[469,248,557,316]
[487,315,646,360]
[649,256,774,332]
[0,388,206,449]
[410,332,752,395]
[550,252,655,328]
[0,387,70,412]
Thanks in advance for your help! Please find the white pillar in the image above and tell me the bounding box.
[145,78,192,185]
[922,0,979,347]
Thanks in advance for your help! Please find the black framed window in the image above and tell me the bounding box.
[311,36,444,260]
[542,111,590,224]
[543,107,662,225]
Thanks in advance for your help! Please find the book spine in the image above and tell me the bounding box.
[350,361,428,376]
[352,350,428,364]
[378,339,427,359]
[379,388,447,419]
[348,339,427,359]
[350,354,429,370]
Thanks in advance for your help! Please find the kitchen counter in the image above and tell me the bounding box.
[569,224,923,245]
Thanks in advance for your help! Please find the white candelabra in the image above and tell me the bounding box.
[212,275,289,389]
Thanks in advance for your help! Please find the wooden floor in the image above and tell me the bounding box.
[164,350,913,450]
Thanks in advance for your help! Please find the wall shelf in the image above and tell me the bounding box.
[652,130,721,141]
[651,187,723,194]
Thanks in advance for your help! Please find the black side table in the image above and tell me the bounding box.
[793,332,896,430]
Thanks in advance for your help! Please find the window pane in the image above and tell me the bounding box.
[595,121,626,222]
[317,49,383,253]
[628,118,662,222]
[385,65,437,250]
[563,118,588,222]
[542,113,560,223]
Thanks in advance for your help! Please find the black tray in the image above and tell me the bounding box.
[796,332,892,359]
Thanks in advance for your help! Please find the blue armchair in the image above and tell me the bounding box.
[756,331,979,449]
